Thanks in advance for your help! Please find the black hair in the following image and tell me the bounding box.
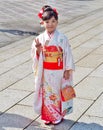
[41,5,58,21]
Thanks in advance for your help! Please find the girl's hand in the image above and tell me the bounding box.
[35,38,42,55]
[63,70,72,80]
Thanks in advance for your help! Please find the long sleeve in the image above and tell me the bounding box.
[31,40,39,74]
[65,38,75,71]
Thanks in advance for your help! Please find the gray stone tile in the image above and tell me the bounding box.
[65,98,93,121]
[59,11,103,34]
[0,42,30,62]
[0,104,38,129]
[0,50,30,75]
[69,22,103,49]
[0,89,30,112]
[10,74,35,92]
[75,76,103,100]
[70,116,103,130]
[73,66,93,86]
[73,47,93,63]
[93,45,103,55]
[85,94,103,117]
[0,61,32,91]
[76,54,103,68]
[78,115,103,126]
[18,93,34,107]
[0,36,34,53]
[66,16,103,40]
[90,64,103,78]
[96,32,103,40]
[80,38,102,49]
[25,126,50,130]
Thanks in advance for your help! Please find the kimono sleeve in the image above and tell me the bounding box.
[65,37,75,71]
[31,40,39,73]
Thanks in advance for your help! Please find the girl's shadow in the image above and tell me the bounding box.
[0,113,103,130]
[51,119,103,130]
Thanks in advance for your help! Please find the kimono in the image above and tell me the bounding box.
[31,30,75,122]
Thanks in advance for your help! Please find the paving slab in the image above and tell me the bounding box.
[0,43,30,62]
[64,17,103,40]
[76,53,103,68]
[70,118,103,130]
[92,45,103,55]
[0,61,32,91]
[58,10,103,32]
[0,50,30,75]
[69,25,103,49]
[90,63,103,78]
[73,47,93,63]
[18,93,34,107]
[80,37,103,49]
[0,89,30,113]
[0,104,39,130]
[0,1,103,130]
[1,0,103,47]
[73,66,93,86]
[0,36,34,53]
[75,76,103,100]
[9,74,34,92]
[85,94,103,118]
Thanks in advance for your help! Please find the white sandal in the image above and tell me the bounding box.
[52,118,63,125]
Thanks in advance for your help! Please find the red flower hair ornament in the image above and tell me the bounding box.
[38,8,58,19]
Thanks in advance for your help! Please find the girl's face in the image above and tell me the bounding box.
[43,16,58,33]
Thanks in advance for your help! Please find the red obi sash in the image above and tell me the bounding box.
[43,46,63,70]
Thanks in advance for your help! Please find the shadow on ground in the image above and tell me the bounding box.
[51,119,103,130]
[0,113,103,130]
[0,29,39,36]
[0,112,38,130]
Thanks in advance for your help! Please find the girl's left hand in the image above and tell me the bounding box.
[63,70,72,80]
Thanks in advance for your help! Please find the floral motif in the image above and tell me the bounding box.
[49,94,57,101]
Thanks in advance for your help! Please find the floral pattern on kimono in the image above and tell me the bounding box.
[31,30,75,121]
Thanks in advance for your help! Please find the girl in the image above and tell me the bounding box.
[31,5,75,125]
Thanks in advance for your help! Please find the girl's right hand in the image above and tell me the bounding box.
[35,38,42,55]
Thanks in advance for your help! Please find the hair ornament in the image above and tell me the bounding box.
[53,8,58,16]
[38,9,43,19]
[38,7,58,19]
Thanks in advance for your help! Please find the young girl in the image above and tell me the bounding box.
[31,5,75,125]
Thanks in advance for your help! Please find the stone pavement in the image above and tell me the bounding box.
[0,0,103,130]
[1,0,103,47]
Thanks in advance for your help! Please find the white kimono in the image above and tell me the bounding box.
[31,30,75,122]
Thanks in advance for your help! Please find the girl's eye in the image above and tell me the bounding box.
[52,20,55,23]
[46,21,49,23]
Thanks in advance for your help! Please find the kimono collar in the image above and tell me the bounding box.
[44,30,57,40]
